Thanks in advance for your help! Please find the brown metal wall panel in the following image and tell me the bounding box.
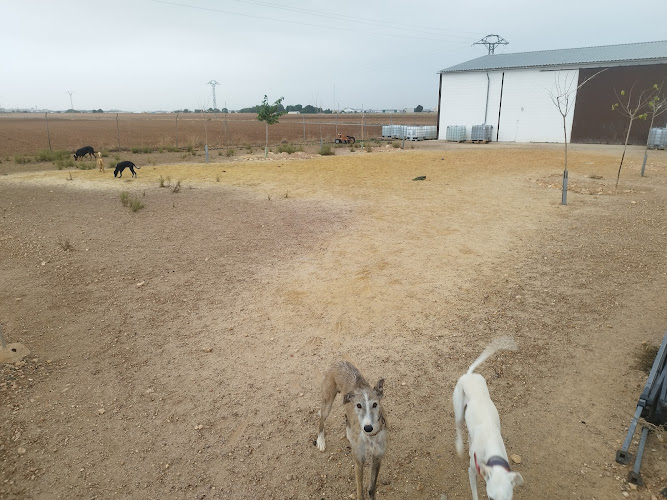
[571,64,667,145]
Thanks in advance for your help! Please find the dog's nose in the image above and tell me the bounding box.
[364,425,373,433]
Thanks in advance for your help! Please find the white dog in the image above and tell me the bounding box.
[453,337,524,500]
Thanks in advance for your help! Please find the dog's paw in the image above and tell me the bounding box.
[316,434,326,452]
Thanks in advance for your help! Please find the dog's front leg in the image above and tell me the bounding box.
[468,457,479,500]
[354,458,365,500]
[368,455,381,499]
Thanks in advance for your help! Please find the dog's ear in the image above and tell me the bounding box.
[510,472,524,487]
[373,378,385,398]
[343,391,355,404]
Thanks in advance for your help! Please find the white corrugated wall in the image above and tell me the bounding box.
[438,68,580,143]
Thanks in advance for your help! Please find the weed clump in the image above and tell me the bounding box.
[158,175,171,188]
[120,191,144,212]
[276,144,303,155]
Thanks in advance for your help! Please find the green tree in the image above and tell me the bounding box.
[414,105,424,112]
[257,95,285,158]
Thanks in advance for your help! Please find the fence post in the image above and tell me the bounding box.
[44,113,52,151]
[116,113,120,151]
[175,114,179,149]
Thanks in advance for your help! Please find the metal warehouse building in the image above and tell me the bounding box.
[437,40,667,144]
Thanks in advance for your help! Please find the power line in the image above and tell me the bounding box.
[152,0,478,43]
[226,0,478,40]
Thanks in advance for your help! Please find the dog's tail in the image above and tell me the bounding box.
[467,336,517,374]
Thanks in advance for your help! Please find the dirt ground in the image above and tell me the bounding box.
[1,141,667,500]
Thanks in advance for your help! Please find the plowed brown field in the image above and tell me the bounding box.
[1,142,667,500]
[0,113,436,156]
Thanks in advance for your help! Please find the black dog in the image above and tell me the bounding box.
[73,146,95,161]
[114,161,140,178]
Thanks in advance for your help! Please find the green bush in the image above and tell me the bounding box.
[319,145,334,156]
[391,141,401,148]
[14,155,31,164]
[276,143,303,154]
[76,162,95,170]
[55,158,75,170]
[36,149,69,162]
[131,147,153,154]
[226,149,235,157]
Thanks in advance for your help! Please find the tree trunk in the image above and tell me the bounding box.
[641,113,657,177]
[561,114,568,205]
[616,120,633,187]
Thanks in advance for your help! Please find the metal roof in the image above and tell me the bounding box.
[440,40,667,73]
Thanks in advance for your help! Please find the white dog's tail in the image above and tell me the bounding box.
[467,336,517,374]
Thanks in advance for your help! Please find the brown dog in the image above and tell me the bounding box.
[316,361,386,500]
[96,152,105,172]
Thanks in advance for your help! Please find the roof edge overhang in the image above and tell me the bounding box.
[439,59,667,74]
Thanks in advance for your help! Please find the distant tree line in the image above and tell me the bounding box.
[173,104,334,114]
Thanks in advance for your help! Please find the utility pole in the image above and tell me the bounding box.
[473,34,508,55]
[207,80,220,110]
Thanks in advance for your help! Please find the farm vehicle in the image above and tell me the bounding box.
[335,133,356,144]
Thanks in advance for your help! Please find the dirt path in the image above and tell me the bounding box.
[1,144,667,499]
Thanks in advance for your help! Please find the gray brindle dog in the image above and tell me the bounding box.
[316,361,386,500]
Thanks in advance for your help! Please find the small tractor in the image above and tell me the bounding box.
[335,133,356,144]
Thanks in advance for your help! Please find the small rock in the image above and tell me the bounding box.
[629,483,637,490]
[440,495,448,500]
[510,454,521,464]
[202,347,213,353]
[416,483,424,491]
[97,408,105,415]
[17,447,26,455]
[195,424,204,430]
[136,281,145,287]
[622,492,629,498]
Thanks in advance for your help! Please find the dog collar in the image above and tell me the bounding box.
[474,453,511,476]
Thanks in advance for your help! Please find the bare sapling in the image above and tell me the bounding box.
[640,84,667,177]
[611,83,659,187]
[548,69,606,205]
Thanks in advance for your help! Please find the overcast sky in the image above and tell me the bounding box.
[2,0,665,112]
